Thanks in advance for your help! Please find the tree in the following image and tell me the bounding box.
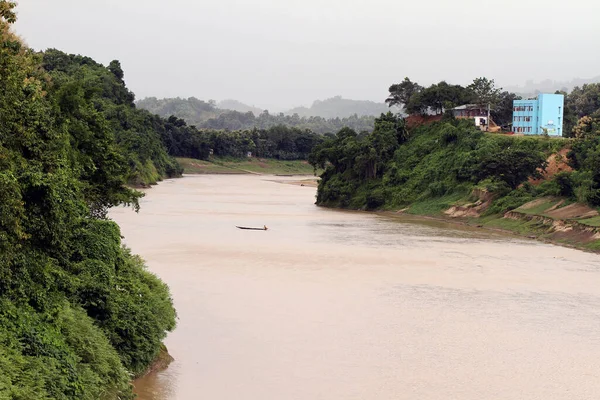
[492,91,522,126]
[468,77,501,109]
[385,78,423,110]
[572,116,600,139]
[108,60,124,82]
[412,81,474,115]
[568,83,600,118]
[0,0,16,23]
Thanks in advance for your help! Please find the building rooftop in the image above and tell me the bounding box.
[450,104,484,110]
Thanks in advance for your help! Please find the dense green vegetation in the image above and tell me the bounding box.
[137,96,378,134]
[310,114,561,210]
[385,77,519,127]
[310,106,600,214]
[0,4,175,398]
[159,116,324,161]
[41,50,182,188]
[387,77,600,137]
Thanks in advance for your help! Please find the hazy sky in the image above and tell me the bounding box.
[15,0,600,110]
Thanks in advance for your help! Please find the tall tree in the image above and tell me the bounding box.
[385,78,423,110]
[468,77,501,109]
[567,83,600,119]
[492,91,522,126]
[410,81,474,115]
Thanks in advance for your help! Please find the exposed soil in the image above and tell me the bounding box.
[517,198,598,219]
[529,148,573,185]
[137,344,174,378]
[405,114,443,129]
[444,188,495,218]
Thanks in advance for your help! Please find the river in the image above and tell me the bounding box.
[110,174,600,400]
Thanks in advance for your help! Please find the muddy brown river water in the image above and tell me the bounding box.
[109,175,600,400]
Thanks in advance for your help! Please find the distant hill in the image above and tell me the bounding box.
[137,96,399,131]
[217,99,264,115]
[136,96,384,134]
[136,97,218,126]
[285,96,392,118]
[505,76,600,97]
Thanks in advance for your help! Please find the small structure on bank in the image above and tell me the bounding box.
[449,104,500,132]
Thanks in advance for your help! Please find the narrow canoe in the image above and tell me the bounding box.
[236,226,268,231]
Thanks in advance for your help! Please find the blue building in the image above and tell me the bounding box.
[512,93,564,136]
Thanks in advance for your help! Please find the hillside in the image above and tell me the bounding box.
[137,97,380,134]
[217,99,264,115]
[286,96,391,118]
[136,96,219,126]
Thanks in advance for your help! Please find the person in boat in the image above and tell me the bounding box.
[264,225,268,230]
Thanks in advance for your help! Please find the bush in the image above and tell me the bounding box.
[366,187,386,209]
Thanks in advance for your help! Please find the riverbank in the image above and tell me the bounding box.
[136,344,174,379]
[383,195,600,253]
[176,157,317,175]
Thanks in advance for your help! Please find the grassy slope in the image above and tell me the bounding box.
[177,157,317,175]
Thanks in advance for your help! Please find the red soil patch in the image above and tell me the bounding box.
[529,148,572,185]
[406,114,443,129]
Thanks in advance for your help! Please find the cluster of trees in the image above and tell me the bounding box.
[386,77,600,138]
[561,83,600,138]
[385,77,520,127]
[0,4,176,399]
[311,114,600,211]
[41,50,182,188]
[137,97,378,134]
[161,116,325,160]
[309,115,559,210]
[200,110,376,134]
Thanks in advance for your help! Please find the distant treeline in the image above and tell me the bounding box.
[137,97,378,134]
[160,116,325,160]
[201,110,376,134]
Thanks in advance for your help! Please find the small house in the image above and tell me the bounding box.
[449,104,490,130]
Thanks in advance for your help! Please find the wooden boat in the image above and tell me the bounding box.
[236,225,268,231]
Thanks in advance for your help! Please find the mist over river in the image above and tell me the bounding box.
[109,175,600,400]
